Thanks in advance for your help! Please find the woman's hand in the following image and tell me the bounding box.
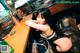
[54,37,72,52]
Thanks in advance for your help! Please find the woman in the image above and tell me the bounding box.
[26,13,72,53]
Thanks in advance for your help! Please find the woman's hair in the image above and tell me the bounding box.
[41,8,60,31]
[69,16,79,31]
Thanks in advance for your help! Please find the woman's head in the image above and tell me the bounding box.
[16,9,24,16]
[36,13,46,24]
[62,17,69,27]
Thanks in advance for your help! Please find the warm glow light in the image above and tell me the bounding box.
[15,0,29,8]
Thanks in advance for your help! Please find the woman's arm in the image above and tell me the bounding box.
[26,20,53,37]
[26,20,48,31]
[54,37,72,52]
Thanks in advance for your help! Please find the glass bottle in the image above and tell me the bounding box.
[0,39,14,53]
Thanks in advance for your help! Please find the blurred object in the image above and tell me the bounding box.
[14,0,55,14]
[0,1,15,38]
[77,24,80,30]
[69,17,79,31]
[32,40,38,53]
[6,0,23,21]
[0,19,15,38]
[4,18,30,53]
[0,0,9,10]
[15,0,29,9]
[59,17,79,37]
[58,17,80,53]
[0,3,9,19]
[32,39,53,53]
[6,0,12,7]
[0,39,14,53]
[58,17,69,35]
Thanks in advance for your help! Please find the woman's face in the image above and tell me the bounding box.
[36,13,46,24]
[62,18,69,26]
[37,17,45,24]
[17,9,24,17]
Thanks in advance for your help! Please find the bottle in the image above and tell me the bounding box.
[32,40,37,53]
[0,39,14,53]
